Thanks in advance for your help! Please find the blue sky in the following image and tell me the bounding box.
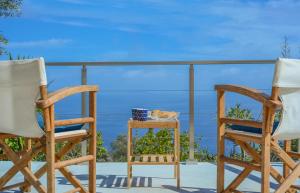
[2,0,300,61]
[1,0,300,91]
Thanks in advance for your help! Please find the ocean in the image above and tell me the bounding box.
[54,90,264,154]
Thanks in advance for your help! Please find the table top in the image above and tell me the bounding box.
[128,118,179,128]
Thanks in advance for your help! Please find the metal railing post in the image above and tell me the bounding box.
[187,64,197,164]
[81,64,87,158]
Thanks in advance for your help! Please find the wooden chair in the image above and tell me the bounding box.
[0,58,98,193]
[215,58,300,193]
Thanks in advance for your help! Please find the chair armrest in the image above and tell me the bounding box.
[55,117,95,126]
[36,85,99,108]
[215,84,282,108]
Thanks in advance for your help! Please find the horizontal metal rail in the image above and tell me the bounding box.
[46,59,276,66]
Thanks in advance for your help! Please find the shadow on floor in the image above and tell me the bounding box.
[3,164,279,193]
[57,174,155,188]
[224,165,278,190]
[163,185,260,193]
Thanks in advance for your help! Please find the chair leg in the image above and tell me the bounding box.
[89,137,96,193]
[283,140,291,178]
[46,131,55,193]
[217,91,225,193]
[89,91,97,193]
[176,163,180,189]
[21,138,32,192]
[217,136,225,193]
[261,134,271,193]
[127,164,132,188]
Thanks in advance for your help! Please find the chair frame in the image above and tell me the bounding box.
[216,84,300,193]
[0,85,98,193]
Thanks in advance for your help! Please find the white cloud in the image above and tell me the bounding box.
[41,18,93,27]
[9,38,72,48]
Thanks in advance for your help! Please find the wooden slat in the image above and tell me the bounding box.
[128,120,177,129]
[142,156,148,162]
[224,168,252,193]
[271,140,296,169]
[166,155,172,163]
[134,156,140,162]
[55,131,88,142]
[214,84,282,108]
[235,140,286,185]
[284,140,292,180]
[221,118,262,128]
[0,154,7,160]
[287,151,300,159]
[221,156,261,171]
[0,140,46,193]
[64,187,81,193]
[55,117,94,126]
[21,139,83,192]
[128,161,175,165]
[55,155,94,169]
[159,156,164,163]
[0,181,27,191]
[129,154,175,165]
[0,142,43,189]
[225,130,262,144]
[150,156,156,162]
[291,185,300,190]
[36,85,99,108]
[275,163,300,193]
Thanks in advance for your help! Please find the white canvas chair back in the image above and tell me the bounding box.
[0,58,47,137]
[272,58,300,140]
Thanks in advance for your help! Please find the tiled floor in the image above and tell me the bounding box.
[0,161,288,193]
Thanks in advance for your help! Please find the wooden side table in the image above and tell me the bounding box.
[127,119,180,188]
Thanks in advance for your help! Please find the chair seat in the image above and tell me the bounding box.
[37,113,84,133]
[55,129,87,139]
[229,121,279,134]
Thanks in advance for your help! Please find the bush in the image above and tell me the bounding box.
[226,104,254,160]
[110,129,216,162]
[110,134,127,162]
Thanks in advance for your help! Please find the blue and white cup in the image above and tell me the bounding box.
[132,108,149,121]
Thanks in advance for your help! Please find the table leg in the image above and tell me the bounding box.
[176,123,180,188]
[127,123,132,188]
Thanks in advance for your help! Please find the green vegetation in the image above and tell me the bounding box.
[8,52,31,60]
[226,104,254,160]
[226,104,253,120]
[109,129,215,162]
[110,134,127,161]
[0,131,109,161]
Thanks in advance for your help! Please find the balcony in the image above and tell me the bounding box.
[0,161,288,193]
[2,59,293,193]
